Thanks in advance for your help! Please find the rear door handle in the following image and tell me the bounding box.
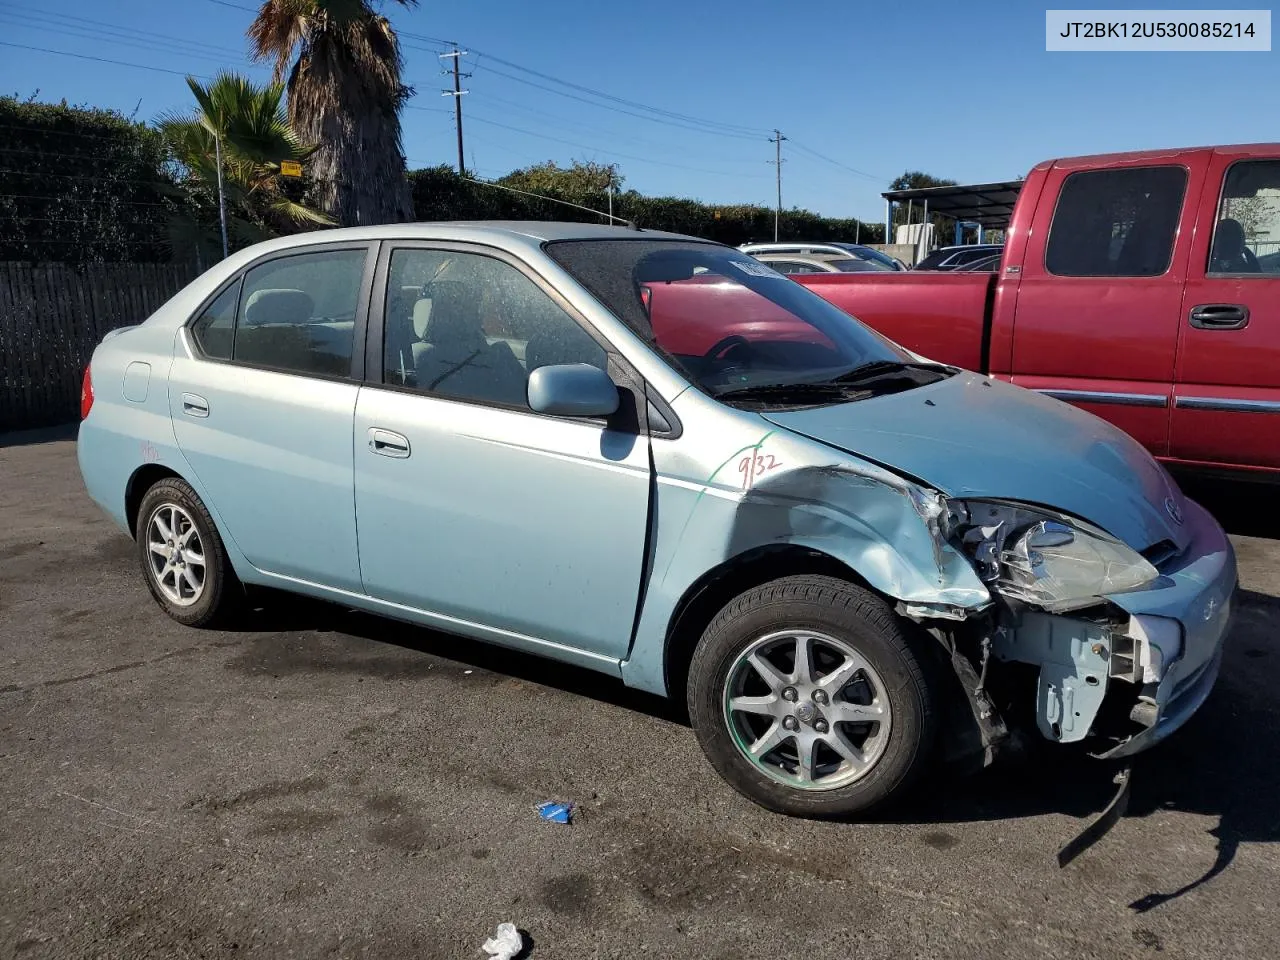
[181,393,209,417]
[1189,303,1249,330]
[368,428,411,458]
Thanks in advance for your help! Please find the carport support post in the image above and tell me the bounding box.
[919,199,929,263]
[884,198,891,247]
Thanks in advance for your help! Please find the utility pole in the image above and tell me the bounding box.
[214,131,229,259]
[768,129,787,242]
[439,47,470,175]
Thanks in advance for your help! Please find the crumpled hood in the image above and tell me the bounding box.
[763,372,1189,552]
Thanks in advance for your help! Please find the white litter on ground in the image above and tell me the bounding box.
[481,922,523,960]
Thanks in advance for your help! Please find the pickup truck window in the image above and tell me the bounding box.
[1210,159,1280,275]
[1045,166,1187,278]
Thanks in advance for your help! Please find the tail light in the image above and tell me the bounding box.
[80,365,94,419]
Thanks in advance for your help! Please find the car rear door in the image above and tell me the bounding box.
[352,242,652,662]
[1007,152,1207,456]
[1170,148,1280,470]
[169,242,374,592]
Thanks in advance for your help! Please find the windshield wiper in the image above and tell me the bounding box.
[828,359,955,388]
[712,381,859,404]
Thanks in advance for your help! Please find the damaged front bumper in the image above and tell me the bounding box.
[992,496,1236,757]
[1095,497,1236,758]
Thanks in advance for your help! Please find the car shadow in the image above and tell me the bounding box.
[233,590,685,725]
[1174,470,1280,540]
[236,581,1278,914]
[0,423,78,448]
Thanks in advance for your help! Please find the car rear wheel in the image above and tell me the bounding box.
[687,575,936,818]
[135,478,242,628]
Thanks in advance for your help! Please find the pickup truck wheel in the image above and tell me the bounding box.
[135,478,243,628]
[687,575,936,818]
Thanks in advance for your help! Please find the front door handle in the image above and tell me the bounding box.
[1189,303,1249,330]
[181,393,209,417]
[368,428,411,458]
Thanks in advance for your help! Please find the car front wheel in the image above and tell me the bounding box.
[687,575,936,818]
[135,477,242,628]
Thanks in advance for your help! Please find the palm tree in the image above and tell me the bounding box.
[248,0,417,226]
[159,72,332,260]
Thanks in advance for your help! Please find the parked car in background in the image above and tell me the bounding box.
[77,222,1234,824]
[753,252,889,275]
[913,244,1005,271]
[740,241,907,272]
[954,253,1002,273]
[794,143,1280,479]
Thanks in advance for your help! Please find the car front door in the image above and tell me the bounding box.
[1008,156,1206,456]
[352,243,652,662]
[1171,151,1280,470]
[169,243,374,592]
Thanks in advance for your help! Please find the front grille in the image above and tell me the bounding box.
[1141,539,1180,571]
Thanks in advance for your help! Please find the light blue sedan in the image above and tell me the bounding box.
[77,222,1236,819]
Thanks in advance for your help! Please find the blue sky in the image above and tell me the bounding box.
[1,0,1276,222]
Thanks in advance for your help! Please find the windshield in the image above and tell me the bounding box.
[841,245,901,270]
[544,239,914,398]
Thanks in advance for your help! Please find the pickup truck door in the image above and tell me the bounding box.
[352,243,652,663]
[1171,149,1280,470]
[1007,153,1207,457]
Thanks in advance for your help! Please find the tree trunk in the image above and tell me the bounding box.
[289,71,414,227]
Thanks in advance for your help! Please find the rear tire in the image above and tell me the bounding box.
[687,575,936,818]
[135,478,243,628]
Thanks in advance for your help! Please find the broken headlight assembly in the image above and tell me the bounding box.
[944,500,1158,613]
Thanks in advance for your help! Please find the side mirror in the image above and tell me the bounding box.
[527,363,619,418]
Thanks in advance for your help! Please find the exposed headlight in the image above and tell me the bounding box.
[947,500,1158,613]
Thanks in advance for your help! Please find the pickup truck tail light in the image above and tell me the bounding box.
[80,365,94,420]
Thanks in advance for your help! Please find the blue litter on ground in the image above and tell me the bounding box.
[537,801,574,823]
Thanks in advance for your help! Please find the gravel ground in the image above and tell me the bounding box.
[2,427,1278,960]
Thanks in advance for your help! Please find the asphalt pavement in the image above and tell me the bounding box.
[2,428,1278,959]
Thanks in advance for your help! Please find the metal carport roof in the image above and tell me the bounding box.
[881,180,1025,229]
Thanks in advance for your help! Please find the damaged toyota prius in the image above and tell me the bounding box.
[78,223,1236,823]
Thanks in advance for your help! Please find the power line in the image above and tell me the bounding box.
[788,140,886,183]
[461,61,763,143]
[465,177,621,224]
[458,113,769,179]
[0,6,253,61]
[0,41,218,80]
[464,48,764,139]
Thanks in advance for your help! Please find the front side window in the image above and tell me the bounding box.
[382,248,607,409]
[1045,166,1187,277]
[232,248,365,376]
[545,239,921,401]
[1209,159,1280,275]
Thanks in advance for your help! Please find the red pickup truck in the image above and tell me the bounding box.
[795,144,1280,478]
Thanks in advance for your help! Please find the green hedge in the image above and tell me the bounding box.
[0,96,177,263]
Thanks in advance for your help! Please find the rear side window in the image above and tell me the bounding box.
[1209,159,1280,275]
[232,249,365,377]
[190,280,239,360]
[1046,166,1188,277]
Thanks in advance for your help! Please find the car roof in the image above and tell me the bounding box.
[757,252,848,263]
[223,221,715,261]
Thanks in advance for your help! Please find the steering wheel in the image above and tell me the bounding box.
[703,334,750,362]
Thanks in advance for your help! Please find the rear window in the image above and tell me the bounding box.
[1045,166,1187,277]
[544,239,909,395]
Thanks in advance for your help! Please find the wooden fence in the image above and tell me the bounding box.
[0,262,197,432]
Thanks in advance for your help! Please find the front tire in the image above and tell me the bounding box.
[135,478,242,628]
[687,575,936,818]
